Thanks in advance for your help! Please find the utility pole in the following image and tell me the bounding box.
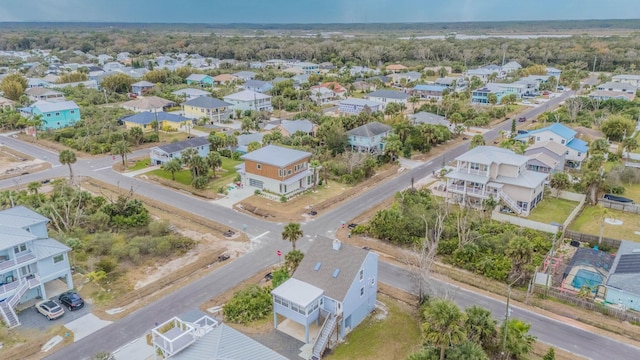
[546,232,557,290]
[593,56,598,73]
[501,285,512,359]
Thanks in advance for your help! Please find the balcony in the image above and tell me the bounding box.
[0,251,36,271]
[0,280,19,297]
[448,184,488,197]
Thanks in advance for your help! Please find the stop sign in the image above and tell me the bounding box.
[277,250,282,256]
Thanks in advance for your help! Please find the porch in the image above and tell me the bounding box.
[16,277,69,311]
[276,317,323,343]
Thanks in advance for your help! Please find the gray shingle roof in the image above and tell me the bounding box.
[184,96,232,109]
[122,111,189,125]
[292,236,369,301]
[156,137,209,154]
[410,112,451,128]
[241,144,311,167]
[606,240,640,295]
[279,119,315,134]
[347,122,392,138]
[132,80,154,87]
[367,89,409,100]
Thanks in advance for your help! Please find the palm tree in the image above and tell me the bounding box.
[446,341,488,360]
[27,181,41,195]
[162,158,182,181]
[111,140,131,167]
[59,149,77,181]
[129,126,144,146]
[285,249,304,273]
[282,222,303,251]
[501,319,535,359]
[188,155,208,178]
[464,306,497,350]
[421,298,467,360]
[207,151,222,178]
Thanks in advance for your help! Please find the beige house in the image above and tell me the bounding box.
[0,96,15,110]
[445,146,547,216]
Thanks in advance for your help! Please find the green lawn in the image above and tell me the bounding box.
[159,132,189,143]
[569,205,640,241]
[527,197,580,224]
[326,297,421,360]
[148,157,242,188]
[128,159,150,171]
[622,183,640,203]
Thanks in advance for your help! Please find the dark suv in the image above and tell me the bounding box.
[58,290,85,311]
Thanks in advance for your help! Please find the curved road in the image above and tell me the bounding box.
[2,90,637,359]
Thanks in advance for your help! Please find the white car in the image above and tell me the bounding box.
[35,300,65,320]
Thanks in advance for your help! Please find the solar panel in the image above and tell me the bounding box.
[614,254,640,274]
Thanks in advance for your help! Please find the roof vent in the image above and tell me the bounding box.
[332,268,341,278]
[314,262,322,271]
[332,239,342,251]
[633,249,640,254]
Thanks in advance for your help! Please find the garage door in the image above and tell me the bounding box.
[249,178,264,189]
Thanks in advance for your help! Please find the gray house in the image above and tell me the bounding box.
[409,112,452,131]
[347,122,392,154]
[525,141,566,174]
[150,137,210,165]
[272,237,378,358]
[366,89,409,110]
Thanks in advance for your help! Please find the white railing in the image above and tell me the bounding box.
[498,189,524,215]
[0,251,36,271]
[0,281,19,297]
[448,184,487,196]
[312,311,337,360]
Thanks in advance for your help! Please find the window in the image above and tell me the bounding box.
[561,139,566,144]
[55,112,60,116]
[70,110,75,114]
[257,163,262,170]
[14,244,27,254]
[359,269,364,281]
[53,254,64,263]
[46,113,51,117]
[360,286,365,297]
[287,169,292,175]
[536,136,540,141]
[278,169,283,177]
[578,152,582,157]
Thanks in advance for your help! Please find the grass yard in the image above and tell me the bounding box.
[159,132,189,143]
[326,295,422,360]
[148,157,241,187]
[128,159,151,171]
[621,183,640,203]
[569,205,640,241]
[527,197,580,224]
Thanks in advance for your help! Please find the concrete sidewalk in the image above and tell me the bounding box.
[214,184,255,208]
[121,165,161,178]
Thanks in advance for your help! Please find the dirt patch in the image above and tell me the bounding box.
[2,325,74,360]
[0,145,51,180]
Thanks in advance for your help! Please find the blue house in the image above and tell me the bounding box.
[150,137,210,165]
[185,74,214,87]
[347,121,392,154]
[515,123,588,168]
[471,83,508,104]
[272,237,378,358]
[243,79,273,93]
[605,240,640,312]
[23,100,81,129]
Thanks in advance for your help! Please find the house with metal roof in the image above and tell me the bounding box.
[185,74,214,87]
[515,123,588,168]
[182,96,233,123]
[0,206,73,328]
[338,98,383,115]
[605,240,640,312]
[236,144,315,196]
[122,111,190,132]
[223,90,272,112]
[150,137,210,165]
[445,146,547,216]
[409,112,452,131]
[21,100,80,130]
[131,80,155,96]
[410,84,448,101]
[172,88,210,101]
[347,122,392,154]
[272,237,378,358]
[365,89,409,110]
[242,79,274,94]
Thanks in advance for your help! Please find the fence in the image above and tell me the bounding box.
[599,198,640,214]
[534,286,640,323]
[491,212,560,233]
[563,230,622,250]
[558,190,587,232]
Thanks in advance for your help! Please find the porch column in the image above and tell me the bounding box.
[40,283,47,300]
[66,270,73,289]
[305,324,310,343]
[273,311,278,329]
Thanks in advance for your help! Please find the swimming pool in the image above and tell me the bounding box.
[571,269,604,291]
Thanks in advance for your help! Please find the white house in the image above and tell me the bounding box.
[223,90,272,112]
[365,89,409,110]
[612,74,640,87]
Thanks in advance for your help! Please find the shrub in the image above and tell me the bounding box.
[271,267,290,288]
[192,176,209,189]
[95,257,118,273]
[254,189,262,195]
[280,195,287,203]
[148,220,171,237]
[223,285,272,324]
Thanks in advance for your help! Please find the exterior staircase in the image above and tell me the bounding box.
[498,189,524,215]
[311,313,337,360]
[0,276,39,328]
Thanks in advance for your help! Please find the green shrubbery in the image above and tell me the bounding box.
[223,285,273,325]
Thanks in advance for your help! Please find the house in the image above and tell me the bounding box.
[223,90,272,112]
[235,133,265,154]
[605,240,640,312]
[597,81,638,94]
[185,74,214,87]
[292,74,311,88]
[122,111,191,132]
[23,100,80,130]
[150,137,210,165]
[0,96,15,110]
[131,81,155,96]
[466,67,498,83]
[471,83,509,104]
[236,144,316,196]
[116,52,130,61]
[97,54,113,65]
[172,88,210,101]
[289,61,319,75]
[24,88,65,102]
[409,112,452,131]
[338,98,383,115]
[612,74,640,87]
[589,90,636,102]
[515,123,588,168]
[310,82,347,102]
[546,67,562,78]
[340,66,380,77]
[524,141,566,174]
[434,77,467,92]
[347,122,392,154]
[120,96,175,113]
[0,206,74,328]
[501,61,522,74]
[389,71,422,84]
[445,146,547,216]
[182,96,233,123]
[26,78,51,88]
[385,64,407,73]
[365,89,408,110]
[242,79,273,94]
[103,61,125,72]
[272,237,378,357]
[152,315,287,360]
[233,71,257,82]
[213,73,238,85]
[272,119,318,137]
[410,84,447,101]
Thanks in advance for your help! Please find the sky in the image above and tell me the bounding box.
[0,0,639,23]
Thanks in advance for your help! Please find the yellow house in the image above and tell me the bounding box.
[182,96,233,124]
[122,111,191,132]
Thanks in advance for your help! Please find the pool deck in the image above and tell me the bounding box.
[562,265,605,292]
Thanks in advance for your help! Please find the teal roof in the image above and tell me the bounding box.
[525,123,576,140]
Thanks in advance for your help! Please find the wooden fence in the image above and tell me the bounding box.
[599,198,640,214]
[534,286,640,323]
[563,230,622,250]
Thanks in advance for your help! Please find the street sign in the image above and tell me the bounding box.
[276,250,282,257]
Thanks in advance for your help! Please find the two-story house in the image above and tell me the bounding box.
[150,137,210,165]
[223,90,272,112]
[268,119,318,137]
[347,122,392,154]
[272,237,378,358]
[471,83,509,104]
[242,79,274,94]
[612,74,640,87]
[171,88,210,101]
[236,144,316,196]
[434,76,467,92]
[182,96,233,123]
[445,146,548,216]
[410,84,448,101]
[515,123,588,168]
[185,74,214,87]
[310,82,347,104]
[121,111,190,132]
[525,141,566,174]
[131,81,155,96]
[22,100,80,130]
[365,89,409,110]
[338,98,383,115]
[289,62,320,75]
[0,206,74,328]
[25,88,65,102]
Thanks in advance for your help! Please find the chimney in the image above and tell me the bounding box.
[332,239,342,251]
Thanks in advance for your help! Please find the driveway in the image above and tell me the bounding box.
[18,301,92,332]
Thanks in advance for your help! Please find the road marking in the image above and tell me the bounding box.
[93,166,112,171]
[251,231,269,241]
[426,161,433,166]
[52,165,61,168]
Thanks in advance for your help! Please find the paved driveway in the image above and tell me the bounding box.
[18,300,92,332]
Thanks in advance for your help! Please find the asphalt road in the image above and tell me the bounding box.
[4,90,635,359]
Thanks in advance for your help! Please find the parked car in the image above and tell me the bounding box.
[542,91,550,96]
[518,117,527,122]
[35,300,65,320]
[58,290,84,311]
[347,223,358,230]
